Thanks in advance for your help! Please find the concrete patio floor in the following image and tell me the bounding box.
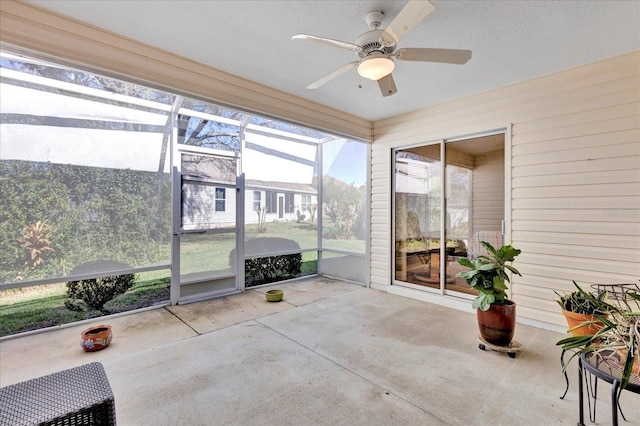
[1,277,639,425]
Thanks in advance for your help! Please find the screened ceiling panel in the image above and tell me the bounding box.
[243,132,316,183]
[243,150,314,183]
[245,132,317,159]
[0,83,169,124]
[0,124,167,172]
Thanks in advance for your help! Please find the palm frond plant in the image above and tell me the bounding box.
[555,281,608,336]
[555,281,608,315]
[17,220,53,268]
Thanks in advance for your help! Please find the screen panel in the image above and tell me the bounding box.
[0,54,172,284]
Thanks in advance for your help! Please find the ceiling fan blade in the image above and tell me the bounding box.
[307,61,359,90]
[395,48,472,64]
[292,34,362,52]
[378,73,398,97]
[380,0,435,46]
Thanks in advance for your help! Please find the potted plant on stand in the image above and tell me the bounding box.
[555,281,608,336]
[456,241,522,350]
[555,281,610,398]
[557,290,640,395]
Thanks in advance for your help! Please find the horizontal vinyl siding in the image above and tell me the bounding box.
[370,144,392,286]
[472,150,505,232]
[371,51,640,327]
[0,1,371,142]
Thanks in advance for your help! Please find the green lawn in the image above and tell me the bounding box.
[1,220,363,337]
[180,220,361,273]
[0,270,170,338]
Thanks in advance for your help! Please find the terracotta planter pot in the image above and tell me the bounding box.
[477,300,516,346]
[561,309,603,336]
[80,325,112,352]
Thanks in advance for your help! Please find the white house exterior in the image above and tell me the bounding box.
[245,180,317,224]
[184,180,317,228]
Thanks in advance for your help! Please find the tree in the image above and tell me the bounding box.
[306,203,317,223]
[322,176,365,240]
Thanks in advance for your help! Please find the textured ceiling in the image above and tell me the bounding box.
[27,0,640,122]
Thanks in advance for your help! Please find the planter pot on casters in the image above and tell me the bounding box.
[477,300,516,346]
[476,300,521,357]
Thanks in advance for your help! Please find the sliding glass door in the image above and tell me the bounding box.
[394,144,442,286]
[443,141,474,293]
[394,134,505,296]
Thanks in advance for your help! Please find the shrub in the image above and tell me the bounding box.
[65,273,135,313]
[244,254,302,287]
[17,221,53,268]
[322,226,342,240]
[230,238,302,287]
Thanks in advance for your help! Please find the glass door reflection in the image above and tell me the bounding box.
[444,143,473,293]
[394,145,442,289]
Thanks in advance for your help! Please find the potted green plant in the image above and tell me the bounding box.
[557,290,640,392]
[555,281,608,336]
[456,241,521,346]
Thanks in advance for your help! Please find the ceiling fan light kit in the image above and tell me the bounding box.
[358,56,395,80]
[291,0,471,97]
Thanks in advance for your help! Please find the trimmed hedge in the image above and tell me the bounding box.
[230,238,302,287]
[65,273,135,313]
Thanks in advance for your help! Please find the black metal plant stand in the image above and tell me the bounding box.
[577,352,640,426]
[560,283,640,402]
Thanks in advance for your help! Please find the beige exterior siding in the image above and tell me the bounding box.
[0,1,372,142]
[370,143,393,290]
[472,149,505,232]
[372,51,640,328]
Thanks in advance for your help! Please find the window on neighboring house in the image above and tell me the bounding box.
[301,195,312,212]
[253,191,261,211]
[266,191,277,214]
[285,193,294,214]
[215,187,226,212]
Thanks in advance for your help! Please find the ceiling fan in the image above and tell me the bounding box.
[291,0,472,97]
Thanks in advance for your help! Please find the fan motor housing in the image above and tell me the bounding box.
[356,29,394,58]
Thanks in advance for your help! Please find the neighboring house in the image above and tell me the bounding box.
[182,179,317,230]
[246,180,317,224]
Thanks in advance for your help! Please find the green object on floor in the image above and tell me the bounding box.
[265,289,284,302]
